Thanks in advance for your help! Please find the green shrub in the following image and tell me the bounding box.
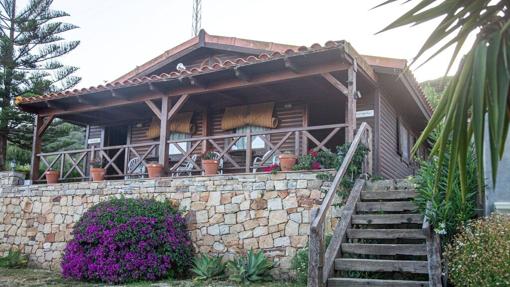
[290,235,331,284]
[445,214,510,286]
[290,247,308,284]
[0,250,28,268]
[191,254,226,281]
[414,150,478,238]
[227,250,275,283]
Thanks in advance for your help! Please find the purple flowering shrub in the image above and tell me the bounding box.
[61,198,193,284]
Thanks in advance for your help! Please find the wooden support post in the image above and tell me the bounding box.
[30,115,44,182]
[245,129,252,173]
[201,108,209,154]
[159,96,170,171]
[346,62,357,142]
[308,208,324,287]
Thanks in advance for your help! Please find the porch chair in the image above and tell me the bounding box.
[126,157,146,179]
[252,150,280,173]
[173,154,199,176]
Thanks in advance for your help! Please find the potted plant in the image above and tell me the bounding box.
[278,151,297,171]
[90,159,105,182]
[202,151,219,175]
[146,161,164,178]
[45,169,59,184]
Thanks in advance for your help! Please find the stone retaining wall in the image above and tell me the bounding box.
[0,171,333,277]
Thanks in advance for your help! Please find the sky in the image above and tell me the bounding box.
[45,0,463,89]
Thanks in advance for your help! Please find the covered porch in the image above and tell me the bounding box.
[19,41,377,183]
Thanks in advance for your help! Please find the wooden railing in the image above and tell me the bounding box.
[423,202,443,287]
[167,123,348,174]
[307,122,372,287]
[34,123,348,182]
[36,142,160,182]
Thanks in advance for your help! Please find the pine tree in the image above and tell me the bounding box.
[0,0,80,170]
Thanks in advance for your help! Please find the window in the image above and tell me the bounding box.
[232,125,267,150]
[169,132,190,155]
[396,117,410,162]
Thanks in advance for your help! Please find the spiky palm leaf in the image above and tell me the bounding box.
[378,0,510,198]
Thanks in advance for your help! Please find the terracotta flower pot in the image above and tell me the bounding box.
[90,167,105,182]
[146,163,164,178]
[279,154,297,171]
[45,170,59,184]
[202,159,219,175]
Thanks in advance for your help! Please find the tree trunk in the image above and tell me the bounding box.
[0,134,7,170]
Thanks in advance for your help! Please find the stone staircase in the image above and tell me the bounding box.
[328,180,431,287]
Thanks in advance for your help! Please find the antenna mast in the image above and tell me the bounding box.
[192,0,202,36]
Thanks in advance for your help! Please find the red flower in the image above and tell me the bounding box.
[264,163,280,173]
[311,161,321,170]
[308,149,318,158]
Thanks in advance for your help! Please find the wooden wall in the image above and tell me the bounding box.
[377,93,418,179]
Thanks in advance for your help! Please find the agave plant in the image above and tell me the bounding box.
[227,250,275,283]
[378,1,510,200]
[191,254,226,281]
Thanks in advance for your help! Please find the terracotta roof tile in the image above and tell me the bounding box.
[17,41,346,105]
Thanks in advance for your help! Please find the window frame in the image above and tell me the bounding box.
[231,125,268,151]
[168,132,192,156]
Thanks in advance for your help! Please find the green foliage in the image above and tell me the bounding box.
[226,250,275,283]
[191,254,226,281]
[414,151,478,238]
[378,0,509,202]
[0,0,81,170]
[420,76,452,109]
[0,250,28,268]
[290,235,331,284]
[293,144,368,190]
[335,144,369,189]
[444,214,510,286]
[290,248,308,284]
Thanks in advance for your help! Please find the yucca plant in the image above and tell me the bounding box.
[191,254,227,281]
[227,250,275,283]
[377,1,510,202]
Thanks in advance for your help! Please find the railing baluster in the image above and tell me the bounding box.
[60,153,65,179]
[294,131,300,156]
[245,129,252,173]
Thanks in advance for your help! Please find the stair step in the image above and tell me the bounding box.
[347,229,426,239]
[352,214,423,224]
[341,243,427,256]
[328,278,429,287]
[334,258,428,274]
[361,191,417,200]
[357,201,417,212]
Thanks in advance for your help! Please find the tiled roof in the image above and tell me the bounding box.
[16,40,347,105]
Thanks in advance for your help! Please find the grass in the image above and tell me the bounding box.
[0,268,305,287]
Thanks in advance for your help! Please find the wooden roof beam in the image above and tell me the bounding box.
[37,115,54,137]
[321,73,348,96]
[37,61,349,116]
[234,67,251,82]
[189,76,205,88]
[110,89,129,100]
[145,99,162,119]
[45,100,67,111]
[167,94,190,121]
[77,95,98,106]
[284,57,300,73]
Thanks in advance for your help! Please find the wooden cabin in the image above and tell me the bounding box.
[17,30,431,183]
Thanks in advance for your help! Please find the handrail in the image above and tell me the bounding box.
[423,202,443,287]
[310,122,371,231]
[307,122,372,287]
